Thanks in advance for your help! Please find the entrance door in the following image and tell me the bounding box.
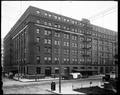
[45,67,51,76]
[64,67,70,75]
[100,67,104,74]
[105,67,109,73]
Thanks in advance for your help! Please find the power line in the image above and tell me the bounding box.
[90,9,117,21]
[88,6,117,21]
[89,6,116,19]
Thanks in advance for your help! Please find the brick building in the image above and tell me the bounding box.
[3,6,117,78]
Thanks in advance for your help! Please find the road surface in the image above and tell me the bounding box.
[3,77,102,94]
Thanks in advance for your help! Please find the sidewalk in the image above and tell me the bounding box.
[13,75,102,82]
[47,85,86,94]
[13,77,59,82]
[3,75,102,87]
[47,85,104,94]
[47,78,103,94]
[3,77,58,87]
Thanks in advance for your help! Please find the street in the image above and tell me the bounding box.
[3,77,102,94]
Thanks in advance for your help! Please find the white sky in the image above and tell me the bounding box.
[1,1,118,39]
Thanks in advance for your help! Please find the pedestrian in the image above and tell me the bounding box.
[90,81,92,87]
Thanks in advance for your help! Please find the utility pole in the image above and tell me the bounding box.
[18,63,19,80]
[59,61,61,93]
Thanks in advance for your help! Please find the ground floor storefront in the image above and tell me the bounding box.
[6,65,115,79]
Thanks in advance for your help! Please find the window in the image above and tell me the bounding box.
[64,49,69,55]
[75,59,77,62]
[36,67,41,74]
[44,47,51,54]
[48,14,52,17]
[79,37,84,41]
[67,58,69,62]
[72,35,77,40]
[36,20,40,23]
[75,21,77,24]
[36,29,40,33]
[48,48,51,53]
[58,25,61,28]
[54,23,60,28]
[44,29,51,35]
[44,57,51,63]
[64,58,66,61]
[54,24,57,27]
[72,28,75,32]
[67,19,69,22]
[37,46,40,52]
[54,32,60,37]
[79,58,84,62]
[86,38,92,41]
[55,68,59,74]
[79,22,82,25]
[54,57,59,61]
[54,15,57,19]
[72,20,74,24]
[36,56,40,64]
[75,29,78,32]
[64,33,69,39]
[54,57,59,63]
[44,57,47,61]
[88,67,92,69]
[36,37,40,42]
[64,18,66,22]
[54,48,60,54]
[58,17,61,20]
[82,23,85,26]
[64,58,69,63]
[64,42,69,46]
[72,50,77,55]
[54,40,60,45]
[48,57,51,61]
[44,22,47,25]
[44,39,51,44]
[81,67,85,69]
[72,43,77,47]
[48,39,51,44]
[44,13,48,16]
[93,39,97,44]
[55,57,57,61]
[48,22,52,26]
[63,26,66,29]
[73,67,78,69]
[72,58,77,63]
[36,11,40,14]
[78,29,82,34]
[67,27,70,30]
[44,39,47,44]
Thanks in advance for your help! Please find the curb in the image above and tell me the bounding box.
[13,77,59,82]
[46,89,59,94]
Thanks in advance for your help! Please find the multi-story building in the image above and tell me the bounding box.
[3,6,117,78]
[1,40,4,72]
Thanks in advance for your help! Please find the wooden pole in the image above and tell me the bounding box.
[59,61,61,93]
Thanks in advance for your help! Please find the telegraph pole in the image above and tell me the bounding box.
[59,61,61,93]
[18,63,19,80]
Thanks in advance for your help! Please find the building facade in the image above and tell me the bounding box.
[3,6,117,78]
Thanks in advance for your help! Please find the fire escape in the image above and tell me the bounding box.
[81,22,92,75]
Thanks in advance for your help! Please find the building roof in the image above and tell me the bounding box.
[4,5,117,40]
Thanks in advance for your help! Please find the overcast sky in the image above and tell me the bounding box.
[1,1,118,39]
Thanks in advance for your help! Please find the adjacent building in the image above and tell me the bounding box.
[3,6,117,78]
